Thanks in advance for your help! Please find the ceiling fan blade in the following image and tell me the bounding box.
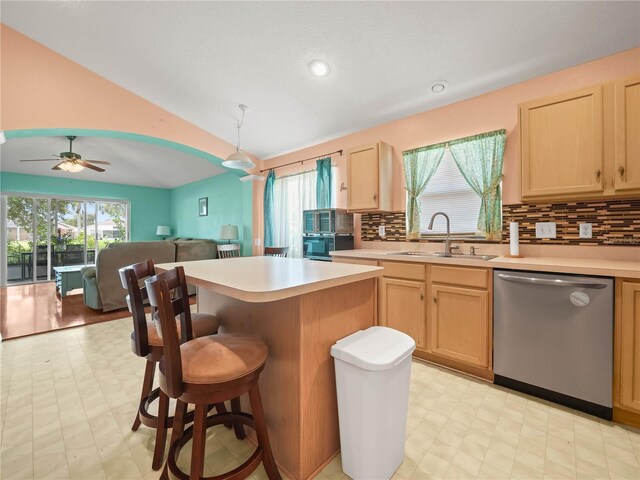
[79,160,105,172]
[83,159,111,165]
[52,162,65,171]
[52,154,62,158]
[19,158,61,162]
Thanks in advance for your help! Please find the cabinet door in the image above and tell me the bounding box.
[380,277,425,349]
[620,281,640,412]
[347,143,379,211]
[521,85,604,199]
[429,285,489,368]
[615,76,640,193]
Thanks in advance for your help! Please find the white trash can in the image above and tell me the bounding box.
[330,326,416,480]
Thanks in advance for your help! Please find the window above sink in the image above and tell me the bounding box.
[418,150,483,236]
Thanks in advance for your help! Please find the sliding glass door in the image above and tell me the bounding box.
[2,194,129,286]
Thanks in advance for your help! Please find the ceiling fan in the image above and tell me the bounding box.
[19,136,111,173]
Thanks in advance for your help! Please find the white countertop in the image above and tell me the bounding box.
[331,249,640,279]
[156,256,383,303]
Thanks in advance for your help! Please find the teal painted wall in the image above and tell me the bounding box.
[170,173,252,254]
[0,172,171,241]
[241,181,253,255]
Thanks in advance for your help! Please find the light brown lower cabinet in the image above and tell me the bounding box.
[421,265,493,380]
[428,284,489,368]
[380,277,425,349]
[614,279,640,427]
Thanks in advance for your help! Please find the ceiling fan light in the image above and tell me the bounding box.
[59,161,84,173]
[67,163,84,173]
[222,149,255,169]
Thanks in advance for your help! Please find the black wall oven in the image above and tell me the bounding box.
[303,235,354,261]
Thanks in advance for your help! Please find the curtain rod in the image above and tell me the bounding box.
[260,149,343,173]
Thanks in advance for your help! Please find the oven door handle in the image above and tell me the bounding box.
[497,273,608,289]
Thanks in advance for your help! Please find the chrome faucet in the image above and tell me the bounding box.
[427,212,453,256]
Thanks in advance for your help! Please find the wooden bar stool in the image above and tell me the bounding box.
[119,259,232,470]
[146,266,281,480]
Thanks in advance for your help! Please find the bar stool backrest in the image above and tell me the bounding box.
[145,266,193,398]
[119,259,156,358]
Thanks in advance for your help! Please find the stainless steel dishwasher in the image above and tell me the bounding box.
[493,269,613,419]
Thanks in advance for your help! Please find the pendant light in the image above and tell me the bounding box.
[222,104,255,169]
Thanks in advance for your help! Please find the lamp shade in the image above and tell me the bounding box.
[156,225,171,236]
[220,224,239,241]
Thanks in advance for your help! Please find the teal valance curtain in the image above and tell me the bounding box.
[263,169,276,246]
[449,129,506,239]
[402,143,447,240]
[316,157,332,208]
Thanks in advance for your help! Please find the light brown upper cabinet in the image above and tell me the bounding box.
[520,77,640,202]
[347,141,393,212]
[520,85,604,200]
[615,76,640,193]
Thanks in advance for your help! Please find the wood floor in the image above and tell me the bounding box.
[0,282,131,340]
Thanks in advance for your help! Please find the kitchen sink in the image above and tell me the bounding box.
[389,251,498,261]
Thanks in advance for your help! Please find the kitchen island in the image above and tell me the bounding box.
[156,256,382,480]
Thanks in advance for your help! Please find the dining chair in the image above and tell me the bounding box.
[145,266,281,480]
[217,244,241,258]
[264,246,289,257]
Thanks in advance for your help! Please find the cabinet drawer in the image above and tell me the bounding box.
[381,261,425,281]
[333,257,378,266]
[431,266,489,289]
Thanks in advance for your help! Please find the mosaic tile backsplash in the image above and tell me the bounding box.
[502,199,640,246]
[361,198,640,246]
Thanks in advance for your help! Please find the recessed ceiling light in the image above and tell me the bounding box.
[309,60,331,77]
[429,80,448,94]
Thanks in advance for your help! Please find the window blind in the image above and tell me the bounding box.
[418,149,481,235]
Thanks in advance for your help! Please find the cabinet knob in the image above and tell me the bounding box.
[619,166,626,178]
[595,169,601,181]
[373,194,377,201]
[433,297,437,303]
[420,294,424,300]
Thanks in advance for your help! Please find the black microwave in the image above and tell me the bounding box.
[303,235,354,261]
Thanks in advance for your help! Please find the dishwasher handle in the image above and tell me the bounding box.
[497,273,608,289]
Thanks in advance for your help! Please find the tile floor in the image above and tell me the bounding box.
[2,317,640,479]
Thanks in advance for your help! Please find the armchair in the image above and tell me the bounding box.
[81,265,102,309]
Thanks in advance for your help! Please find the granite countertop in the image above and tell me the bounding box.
[156,256,383,303]
[331,249,640,279]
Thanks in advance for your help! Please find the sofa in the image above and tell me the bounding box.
[81,239,218,312]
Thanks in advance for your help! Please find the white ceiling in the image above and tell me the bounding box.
[0,135,225,189]
[2,1,639,162]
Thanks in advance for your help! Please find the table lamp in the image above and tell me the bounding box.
[220,224,239,243]
[156,225,171,239]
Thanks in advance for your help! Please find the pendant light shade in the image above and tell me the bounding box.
[223,104,255,170]
[222,150,254,169]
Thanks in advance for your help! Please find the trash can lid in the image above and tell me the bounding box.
[330,326,416,371]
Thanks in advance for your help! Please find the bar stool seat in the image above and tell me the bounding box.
[170,333,268,385]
